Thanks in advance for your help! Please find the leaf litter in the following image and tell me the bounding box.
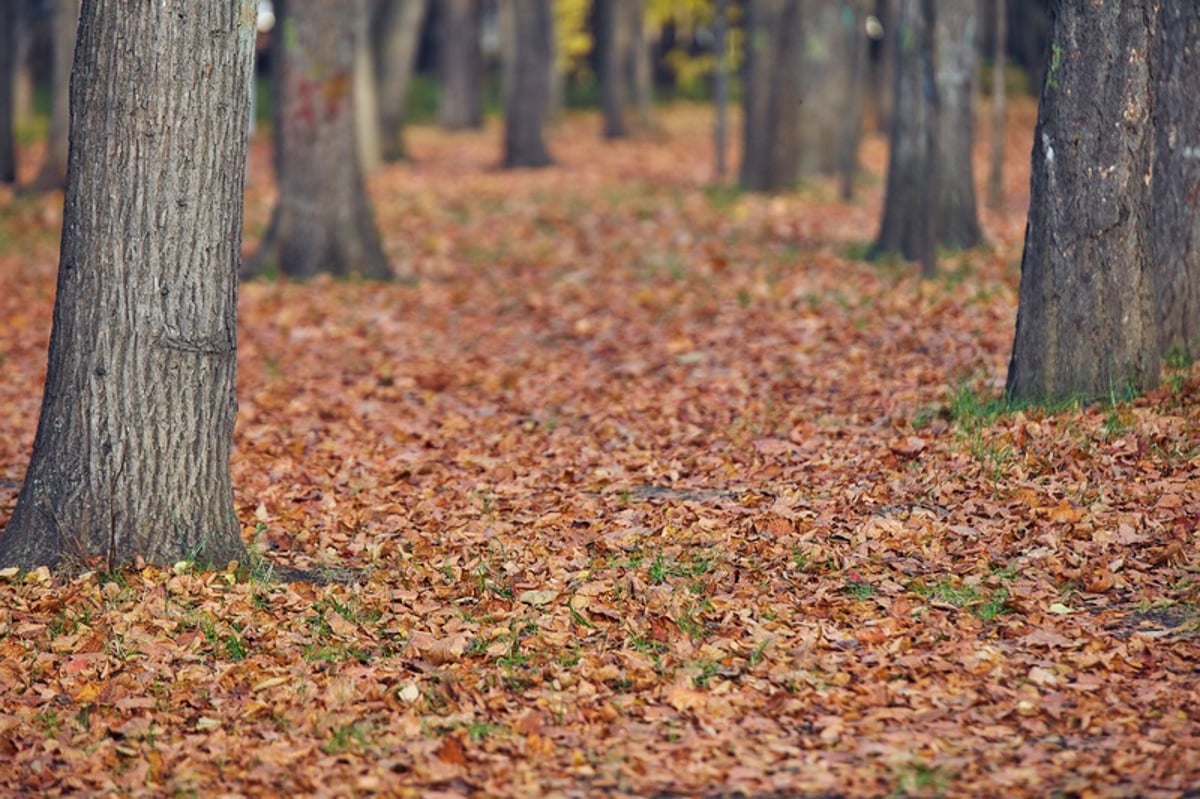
[0,103,1198,797]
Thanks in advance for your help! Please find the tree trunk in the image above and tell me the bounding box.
[33,0,80,191]
[871,0,936,275]
[1151,2,1200,362]
[987,0,1006,210]
[1006,1,1159,403]
[798,0,861,177]
[439,0,484,130]
[599,0,628,139]
[628,2,655,133]
[838,0,869,200]
[0,0,255,571]
[739,0,803,192]
[871,0,898,132]
[713,0,729,179]
[502,0,554,168]
[0,5,16,185]
[374,0,427,161]
[355,1,382,173]
[247,0,390,280]
[932,0,982,249]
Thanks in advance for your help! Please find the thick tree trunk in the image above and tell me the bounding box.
[439,0,484,130]
[871,0,936,275]
[1151,3,1200,361]
[32,0,80,191]
[0,5,16,184]
[1006,1,1159,402]
[739,0,803,192]
[374,0,427,161]
[599,0,628,139]
[247,0,390,280]
[987,0,1006,210]
[0,0,255,570]
[798,0,861,177]
[932,0,982,249]
[502,0,554,168]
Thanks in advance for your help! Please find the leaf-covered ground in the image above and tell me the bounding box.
[2,103,1199,797]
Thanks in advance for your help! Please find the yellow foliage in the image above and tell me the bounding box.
[554,0,593,76]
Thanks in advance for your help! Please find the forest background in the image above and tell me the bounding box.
[0,1,1197,797]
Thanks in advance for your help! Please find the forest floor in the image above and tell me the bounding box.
[1,101,1199,798]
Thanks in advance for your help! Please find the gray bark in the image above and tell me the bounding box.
[599,0,629,139]
[1151,2,1200,362]
[502,0,553,168]
[439,0,484,130]
[797,0,861,177]
[987,0,1006,210]
[0,5,16,184]
[0,0,256,570]
[247,0,390,280]
[932,0,982,249]
[374,0,427,161]
[1006,1,1159,402]
[33,0,81,191]
[871,0,936,275]
[355,2,382,173]
[713,0,729,178]
[739,0,803,192]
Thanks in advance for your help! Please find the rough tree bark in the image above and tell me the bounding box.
[502,0,554,168]
[32,0,80,191]
[739,0,803,192]
[1151,2,1200,362]
[0,5,16,184]
[439,0,484,130]
[1006,1,1159,402]
[0,0,256,570]
[870,0,936,275]
[246,0,390,280]
[932,0,982,249]
[374,0,427,161]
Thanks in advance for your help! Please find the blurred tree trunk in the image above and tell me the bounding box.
[599,0,628,138]
[32,0,79,191]
[1152,2,1200,362]
[502,0,554,167]
[798,1,863,177]
[838,0,869,199]
[0,0,255,570]
[1009,0,1050,94]
[439,0,484,130]
[932,0,982,248]
[987,0,1006,210]
[628,3,655,132]
[374,0,427,161]
[1007,1,1158,402]
[871,0,936,275]
[739,0,802,192]
[713,0,729,178]
[870,0,897,132]
[355,1,382,172]
[247,0,390,279]
[0,4,16,184]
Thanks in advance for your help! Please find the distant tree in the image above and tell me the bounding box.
[713,0,729,178]
[987,0,1006,210]
[932,0,982,249]
[870,0,936,275]
[439,0,484,130]
[1006,1,1158,401]
[598,0,630,139]
[1151,3,1200,362]
[374,0,427,161]
[0,0,255,570]
[739,0,802,192]
[502,0,554,168]
[0,4,16,184]
[797,1,866,179]
[354,1,383,172]
[33,0,81,191]
[247,0,390,280]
